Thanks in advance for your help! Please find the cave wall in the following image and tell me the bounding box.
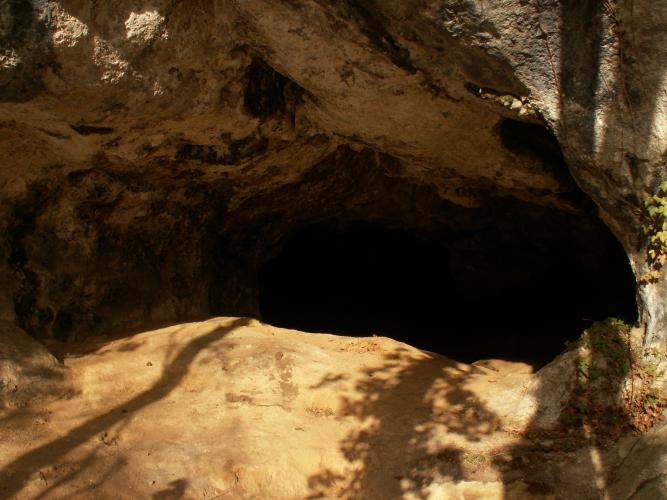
[0,1,664,352]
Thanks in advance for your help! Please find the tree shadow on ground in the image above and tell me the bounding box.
[491,0,667,496]
[493,318,663,499]
[0,317,249,499]
[305,323,654,498]
[307,343,504,499]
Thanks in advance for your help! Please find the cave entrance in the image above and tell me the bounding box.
[258,215,637,368]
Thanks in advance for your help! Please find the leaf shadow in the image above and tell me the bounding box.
[307,341,502,499]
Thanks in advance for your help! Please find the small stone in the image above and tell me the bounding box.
[510,98,522,111]
[146,361,153,366]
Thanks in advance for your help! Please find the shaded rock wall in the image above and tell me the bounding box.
[0,1,664,354]
[0,320,70,409]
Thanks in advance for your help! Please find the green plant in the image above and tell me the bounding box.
[566,319,666,435]
[640,181,667,283]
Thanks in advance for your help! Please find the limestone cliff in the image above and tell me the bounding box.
[0,0,665,355]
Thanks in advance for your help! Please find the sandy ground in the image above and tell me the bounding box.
[0,317,656,499]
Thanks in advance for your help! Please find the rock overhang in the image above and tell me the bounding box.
[0,0,664,358]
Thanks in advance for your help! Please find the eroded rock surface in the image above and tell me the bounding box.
[2,318,659,499]
[608,420,667,499]
[0,1,664,353]
[0,320,69,410]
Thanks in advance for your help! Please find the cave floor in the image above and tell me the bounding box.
[0,318,652,499]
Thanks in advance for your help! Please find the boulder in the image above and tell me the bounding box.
[0,320,69,411]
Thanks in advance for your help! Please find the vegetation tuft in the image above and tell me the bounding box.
[640,181,667,284]
[564,319,665,436]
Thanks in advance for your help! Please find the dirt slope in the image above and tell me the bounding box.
[0,318,661,499]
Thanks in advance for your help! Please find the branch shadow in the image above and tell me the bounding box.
[488,1,667,496]
[487,3,625,495]
[512,0,667,496]
[307,342,503,499]
[0,317,249,498]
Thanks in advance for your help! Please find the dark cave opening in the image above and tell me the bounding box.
[258,216,638,368]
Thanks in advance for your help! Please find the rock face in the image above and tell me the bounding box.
[0,317,654,499]
[0,1,665,356]
[0,320,69,410]
[608,420,667,499]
